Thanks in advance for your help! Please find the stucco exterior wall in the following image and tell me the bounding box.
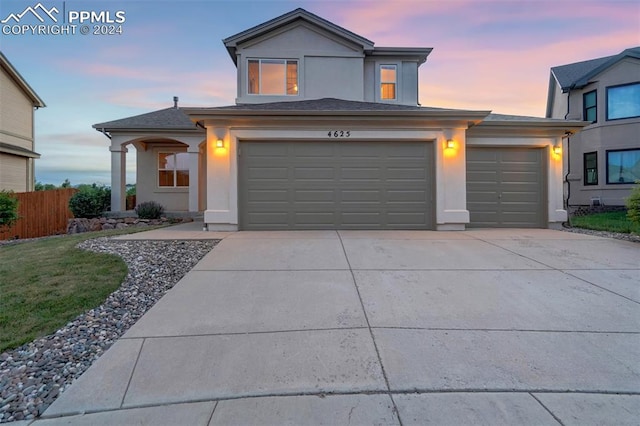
[135,143,189,211]
[563,58,640,206]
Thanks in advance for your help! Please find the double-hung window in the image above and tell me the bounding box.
[380,65,397,100]
[248,59,298,95]
[158,152,189,187]
[583,90,597,122]
[584,152,598,185]
[607,82,640,120]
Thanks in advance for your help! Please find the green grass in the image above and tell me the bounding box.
[0,227,161,352]
[571,211,640,234]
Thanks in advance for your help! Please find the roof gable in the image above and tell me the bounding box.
[551,47,640,91]
[0,52,45,108]
[223,8,375,64]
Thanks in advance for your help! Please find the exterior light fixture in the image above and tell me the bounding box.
[446,139,455,149]
[216,139,224,148]
[553,144,562,155]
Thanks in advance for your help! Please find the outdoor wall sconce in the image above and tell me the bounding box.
[216,139,225,149]
[553,144,562,155]
[446,139,455,149]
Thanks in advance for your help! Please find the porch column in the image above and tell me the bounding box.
[187,146,200,212]
[110,145,127,212]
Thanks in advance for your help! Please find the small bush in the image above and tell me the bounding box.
[626,181,640,225]
[135,201,164,219]
[69,185,110,218]
[0,190,19,229]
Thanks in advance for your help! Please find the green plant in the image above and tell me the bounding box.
[135,201,164,219]
[626,181,640,225]
[68,184,110,218]
[0,190,19,229]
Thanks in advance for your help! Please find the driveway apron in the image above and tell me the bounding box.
[38,229,640,425]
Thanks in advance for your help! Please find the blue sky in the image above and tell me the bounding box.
[1,0,638,186]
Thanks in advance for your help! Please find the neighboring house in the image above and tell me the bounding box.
[0,52,45,192]
[96,8,587,230]
[546,47,640,208]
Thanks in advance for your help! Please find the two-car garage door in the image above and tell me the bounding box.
[238,141,434,230]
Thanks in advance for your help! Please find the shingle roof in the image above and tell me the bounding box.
[551,47,640,91]
[484,113,572,123]
[196,98,459,112]
[93,107,200,131]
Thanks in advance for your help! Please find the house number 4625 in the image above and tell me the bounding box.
[328,130,351,138]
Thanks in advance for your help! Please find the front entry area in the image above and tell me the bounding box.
[238,141,434,230]
[466,147,546,228]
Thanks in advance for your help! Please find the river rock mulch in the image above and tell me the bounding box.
[562,226,640,243]
[0,238,218,423]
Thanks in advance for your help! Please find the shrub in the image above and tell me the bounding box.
[0,190,19,229]
[135,201,164,219]
[68,184,110,218]
[626,181,640,226]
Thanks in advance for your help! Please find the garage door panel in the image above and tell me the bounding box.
[467,147,545,228]
[239,141,433,229]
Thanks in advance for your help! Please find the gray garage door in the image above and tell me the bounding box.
[238,141,433,230]
[466,147,546,228]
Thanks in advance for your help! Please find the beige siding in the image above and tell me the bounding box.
[0,153,28,192]
[0,68,34,151]
[135,143,189,211]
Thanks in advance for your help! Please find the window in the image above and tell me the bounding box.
[380,65,397,100]
[584,152,598,185]
[606,149,640,184]
[248,59,298,95]
[583,90,597,122]
[607,82,640,120]
[158,152,189,187]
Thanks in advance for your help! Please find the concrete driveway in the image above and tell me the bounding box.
[35,228,639,425]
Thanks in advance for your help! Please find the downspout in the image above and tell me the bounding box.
[563,89,572,227]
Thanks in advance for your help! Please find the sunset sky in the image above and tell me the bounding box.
[1,0,638,185]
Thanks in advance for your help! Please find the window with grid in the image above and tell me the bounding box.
[380,65,397,100]
[584,152,598,185]
[583,90,597,122]
[158,152,189,187]
[248,59,298,95]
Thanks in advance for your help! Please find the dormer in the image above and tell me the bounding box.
[223,8,431,106]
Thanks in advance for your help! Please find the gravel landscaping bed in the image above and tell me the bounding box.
[0,238,218,423]
[562,226,640,243]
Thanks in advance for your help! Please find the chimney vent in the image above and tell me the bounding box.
[173,96,179,108]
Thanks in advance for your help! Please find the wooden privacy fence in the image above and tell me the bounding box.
[0,188,78,240]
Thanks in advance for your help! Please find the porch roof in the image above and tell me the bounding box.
[93,107,202,132]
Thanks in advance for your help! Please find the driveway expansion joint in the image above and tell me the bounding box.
[529,393,565,426]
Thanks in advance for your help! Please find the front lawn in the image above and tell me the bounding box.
[0,228,154,352]
[571,211,640,235]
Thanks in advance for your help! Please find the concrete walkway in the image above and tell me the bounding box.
[30,227,640,425]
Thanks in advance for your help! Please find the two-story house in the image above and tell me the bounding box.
[546,47,640,209]
[0,52,45,192]
[96,8,587,230]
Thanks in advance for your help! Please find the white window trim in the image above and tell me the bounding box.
[380,64,398,101]
[158,151,189,188]
[247,58,299,96]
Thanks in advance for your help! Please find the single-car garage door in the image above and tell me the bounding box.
[466,147,546,228]
[239,141,433,230]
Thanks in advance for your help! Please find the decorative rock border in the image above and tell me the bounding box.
[66,217,193,234]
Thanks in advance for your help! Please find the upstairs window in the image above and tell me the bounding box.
[606,149,640,184]
[158,152,189,187]
[607,82,640,120]
[584,152,598,185]
[583,90,597,122]
[380,65,397,100]
[248,59,298,96]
